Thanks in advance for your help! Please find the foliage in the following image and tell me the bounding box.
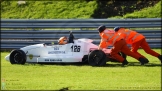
[1,1,97,19]
[123,1,161,18]
[1,0,161,19]
[1,49,161,90]
[91,0,160,18]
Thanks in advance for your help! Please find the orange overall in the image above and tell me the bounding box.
[99,29,142,62]
[116,28,160,58]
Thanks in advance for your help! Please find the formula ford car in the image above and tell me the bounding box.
[5,31,126,66]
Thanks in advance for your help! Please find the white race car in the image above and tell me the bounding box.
[5,31,126,66]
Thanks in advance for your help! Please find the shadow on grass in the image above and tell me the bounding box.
[24,62,89,66]
[24,62,161,67]
[103,62,161,67]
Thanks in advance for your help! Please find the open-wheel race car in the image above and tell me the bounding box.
[5,31,126,66]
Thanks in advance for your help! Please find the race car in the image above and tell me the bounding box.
[5,31,126,66]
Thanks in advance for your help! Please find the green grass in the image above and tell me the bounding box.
[110,1,161,19]
[123,1,161,18]
[1,49,161,90]
[1,1,97,19]
[1,1,161,19]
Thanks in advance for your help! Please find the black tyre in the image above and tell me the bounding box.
[88,50,107,66]
[82,55,88,64]
[9,50,26,65]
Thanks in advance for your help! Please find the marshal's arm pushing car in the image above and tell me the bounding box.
[5,31,126,66]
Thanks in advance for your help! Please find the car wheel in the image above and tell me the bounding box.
[9,50,26,65]
[82,55,88,64]
[88,50,107,66]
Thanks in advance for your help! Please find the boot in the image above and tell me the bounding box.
[122,59,128,66]
[144,58,149,64]
[138,57,147,65]
[158,55,162,63]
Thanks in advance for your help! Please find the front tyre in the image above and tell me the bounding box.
[82,55,88,64]
[88,50,107,66]
[9,50,26,65]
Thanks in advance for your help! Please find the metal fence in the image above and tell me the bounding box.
[1,18,161,50]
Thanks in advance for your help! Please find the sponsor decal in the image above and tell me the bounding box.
[45,59,49,61]
[48,51,65,54]
[52,45,62,48]
[29,54,33,60]
[53,47,59,50]
[45,59,62,62]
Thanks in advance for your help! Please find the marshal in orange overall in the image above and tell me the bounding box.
[97,25,148,65]
[114,26,162,64]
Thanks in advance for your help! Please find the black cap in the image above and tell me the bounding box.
[97,25,106,33]
[114,26,120,32]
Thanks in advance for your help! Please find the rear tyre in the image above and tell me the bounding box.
[88,50,107,66]
[82,55,88,64]
[9,50,26,65]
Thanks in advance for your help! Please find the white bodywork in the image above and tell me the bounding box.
[5,38,111,63]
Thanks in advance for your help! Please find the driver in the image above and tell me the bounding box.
[58,36,68,45]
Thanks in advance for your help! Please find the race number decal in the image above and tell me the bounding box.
[71,45,81,52]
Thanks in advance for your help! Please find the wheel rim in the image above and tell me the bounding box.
[93,55,100,64]
[88,50,106,66]
[14,53,23,63]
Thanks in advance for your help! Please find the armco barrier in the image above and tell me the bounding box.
[1,18,161,50]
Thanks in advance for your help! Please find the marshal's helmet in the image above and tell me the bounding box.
[97,25,106,33]
[114,26,120,32]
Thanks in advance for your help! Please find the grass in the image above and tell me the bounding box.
[1,49,161,90]
[1,1,161,19]
[123,1,161,18]
[1,1,97,19]
[1,1,161,90]
[107,1,161,19]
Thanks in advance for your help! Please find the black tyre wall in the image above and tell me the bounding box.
[9,50,26,65]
